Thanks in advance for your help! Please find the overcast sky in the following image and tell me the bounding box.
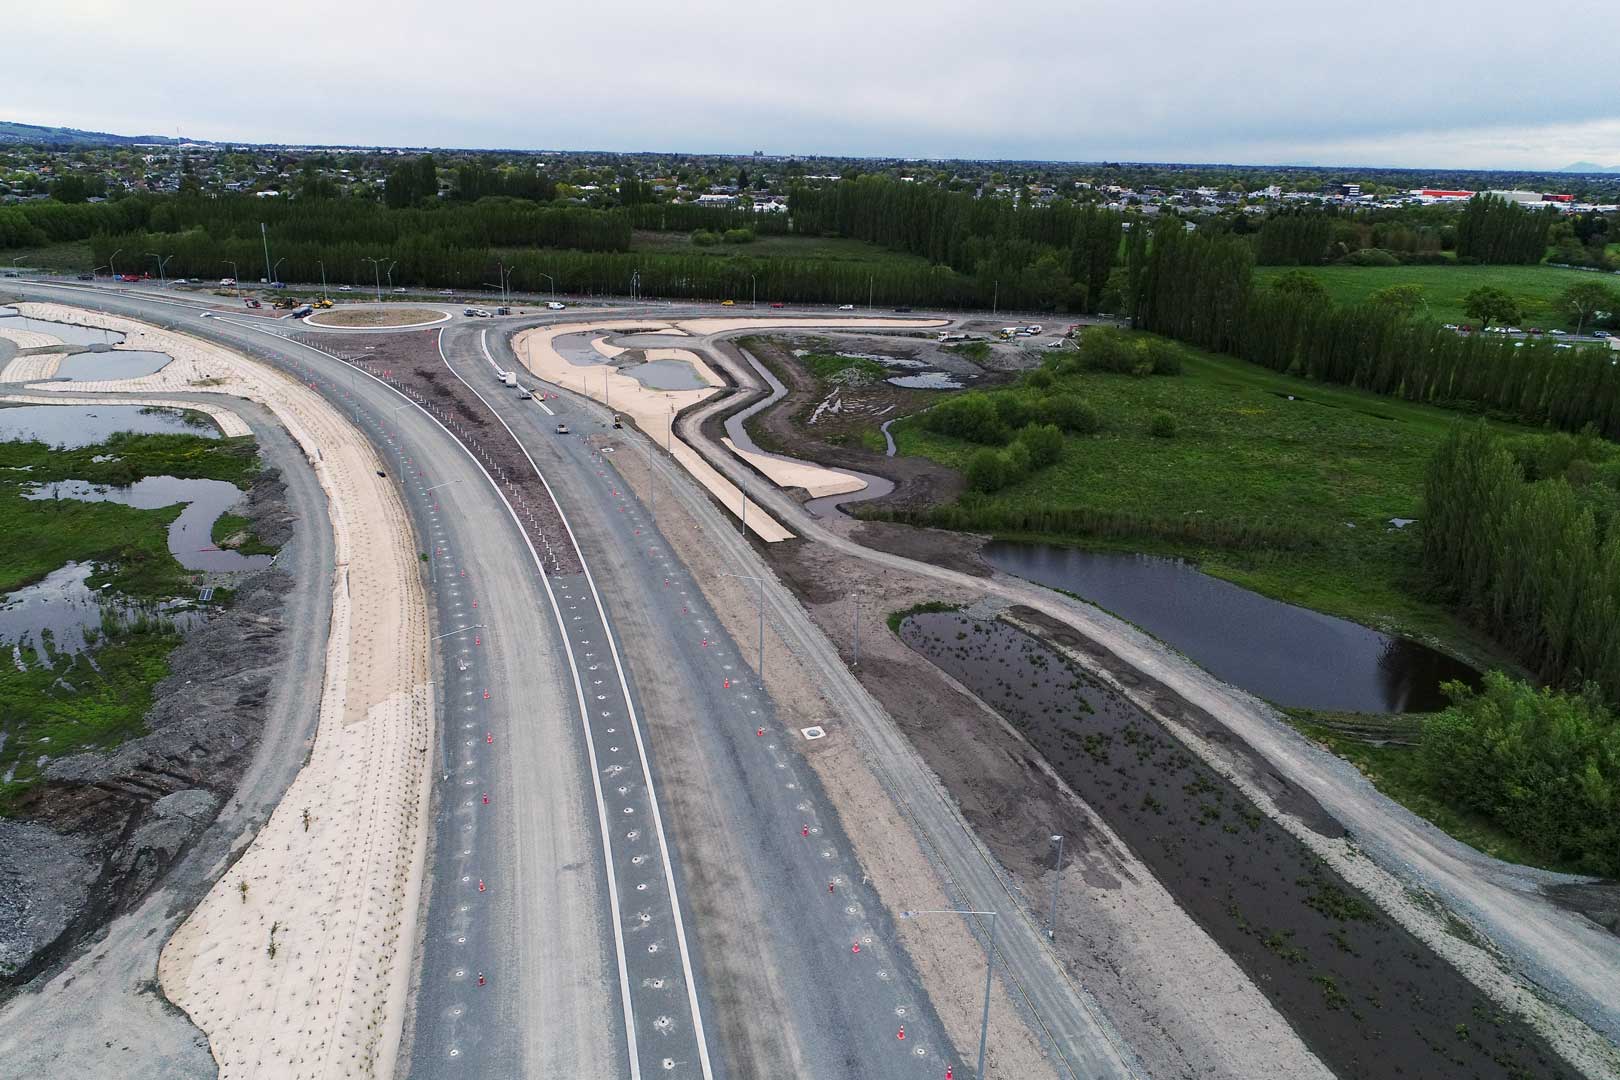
[10,0,1618,169]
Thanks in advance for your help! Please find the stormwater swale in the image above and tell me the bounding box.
[0,561,200,658]
[25,477,271,573]
[984,543,1479,713]
[54,349,172,382]
[0,404,218,448]
[0,307,125,347]
[886,370,966,389]
[899,610,1569,1080]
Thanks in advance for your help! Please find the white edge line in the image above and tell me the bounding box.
[451,327,717,1080]
[224,316,647,1080]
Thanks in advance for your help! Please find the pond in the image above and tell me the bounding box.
[0,404,218,447]
[54,349,173,382]
[25,476,271,573]
[0,307,126,347]
[899,610,1565,1080]
[623,358,709,390]
[984,542,1479,713]
[0,561,201,659]
[887,371,966,389]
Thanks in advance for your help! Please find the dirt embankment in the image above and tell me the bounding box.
[0,470,295,990]
[721,336,966,514]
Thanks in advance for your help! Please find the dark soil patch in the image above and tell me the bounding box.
[899,609,1571,1080]
[311,329,583,575]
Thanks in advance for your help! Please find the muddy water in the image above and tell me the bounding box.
[985,543,1479,713]
[0,404,217,447]
[0,561,200,657]
[900,610,1567,1080]
[25,477,270,573]
[0,307,125,347]
[624,357,708,390]
[54,349,172,382]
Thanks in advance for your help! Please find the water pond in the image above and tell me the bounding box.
[0,561,200,659]
[899,610,1565,1080]
[0,404,218,448]
[25,476,270,573]
[54,350,173,382]
[623,358,709,391]
[984,542,1479,713]
[0,307,125,347]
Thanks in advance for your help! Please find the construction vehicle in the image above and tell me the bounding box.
[313,298,334,309]
[244,298,262,309]
[271,296,299,310]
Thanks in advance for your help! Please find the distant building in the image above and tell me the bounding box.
[695,193,737,207]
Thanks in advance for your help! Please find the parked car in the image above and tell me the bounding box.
[464,308,478,316]
[219,277,236,286]
[893,306,912,312]
[1459,324,1474,333]
[244,299,261,309]
[393,286,406,293]
[770,301,785,309]
[1549,329,1568,336]
[1528,327,1543,335]
[721,300,735,306]
[76,273,93,281]
[555,422,570,435]
[1442,323,1459,330]
[496,306,510,315]
[1556,343,1575,350]
[440,289,453,296]
[1597,330,1613,339]
[546,301,565,310]
[270,281,286,289]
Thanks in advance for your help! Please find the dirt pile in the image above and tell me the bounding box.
[0,472,295,992]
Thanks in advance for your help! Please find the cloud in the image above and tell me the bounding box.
[8,0,1618,168]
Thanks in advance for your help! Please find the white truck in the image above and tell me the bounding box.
[502,371,518,388]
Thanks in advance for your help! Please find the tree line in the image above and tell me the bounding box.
[1454,193,1555,264]
[1131,220,1620,438]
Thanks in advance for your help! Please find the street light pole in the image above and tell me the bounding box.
[146,252,173,288]
[719,571,767,687]
[319,260,328,301]
[900,908,998,1078]
[363,257,384,302]
[1048,834,1064,940]
[223,260,239,297]
[272,257,286,286]
[750,274,756,309]
[260,222,273,286]
[540,272,556,301]
[851,591,861,667]
[109,248,123,280]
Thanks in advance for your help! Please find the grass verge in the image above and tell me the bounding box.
[1253,263,1605,328]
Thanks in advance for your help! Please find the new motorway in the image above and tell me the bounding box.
[5,282,981,1079]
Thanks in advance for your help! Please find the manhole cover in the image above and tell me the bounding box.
[801,726,826,740]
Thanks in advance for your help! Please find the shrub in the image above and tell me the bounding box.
[1343,247,1401,267]
[722,227,755,244]
[993,393,1035,430]
[1148,410,1177,438]
[1016,423,1064,468]
[1074,326,1138,373]
[966,448,1010,492]
[1026,368,1055,391]
[1142,338,1184,375]
[1036,393,1100,435]
[1003,441,1032,476]
[923,392,1010,445]
[691,229,719,247]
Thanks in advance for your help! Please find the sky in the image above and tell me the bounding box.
[9,0,1619,170]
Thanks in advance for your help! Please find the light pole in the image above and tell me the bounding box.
[363,256,385,302]
[750,273,756,309]
[260,221,273,285]
[851,590,861,667]
[719,571,767,687]
[385,260,398,293]
[108,247,123,280]
[900,908,998,1079]
[319,260,328,301]
[485,263,514,305]
[867,272,874,312]
[146,252,174,287]
[272,257,286,286]
[1048,834,1064,940]
[222,260,239,297]
[993,279,999,316]
[539,272,556,301]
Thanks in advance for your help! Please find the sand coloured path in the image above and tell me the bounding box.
[720,437,866,498]
[0,391,252,437]
[0,325,64,352]
[16,302,433,1080]
[516,322,795,542]
[1,352,65,381]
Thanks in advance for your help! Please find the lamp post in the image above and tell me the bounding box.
[363,256,385,302]
[272,257,286,286]
[899,908,998,1079]
[260,221,273,286]
[146,252,174,288]
[750,273,757,309]
[222,260,239,297]
[718,571,767,687]
[319,260,328,301]
[108,248,123,280]
[539,272,556,301]
[1048,834,1064,940]
[385,260,398,293]
[851,590,861,668]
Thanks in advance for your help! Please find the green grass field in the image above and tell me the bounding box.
[892,341,1529,666]
[1253,263,1612,328]
[1,239,94,273]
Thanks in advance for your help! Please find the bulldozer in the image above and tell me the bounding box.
[271,296,299,310]
[312,298,335,309]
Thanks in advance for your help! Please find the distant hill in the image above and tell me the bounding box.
[1561,161,1620,173]
[0,121,180,147]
